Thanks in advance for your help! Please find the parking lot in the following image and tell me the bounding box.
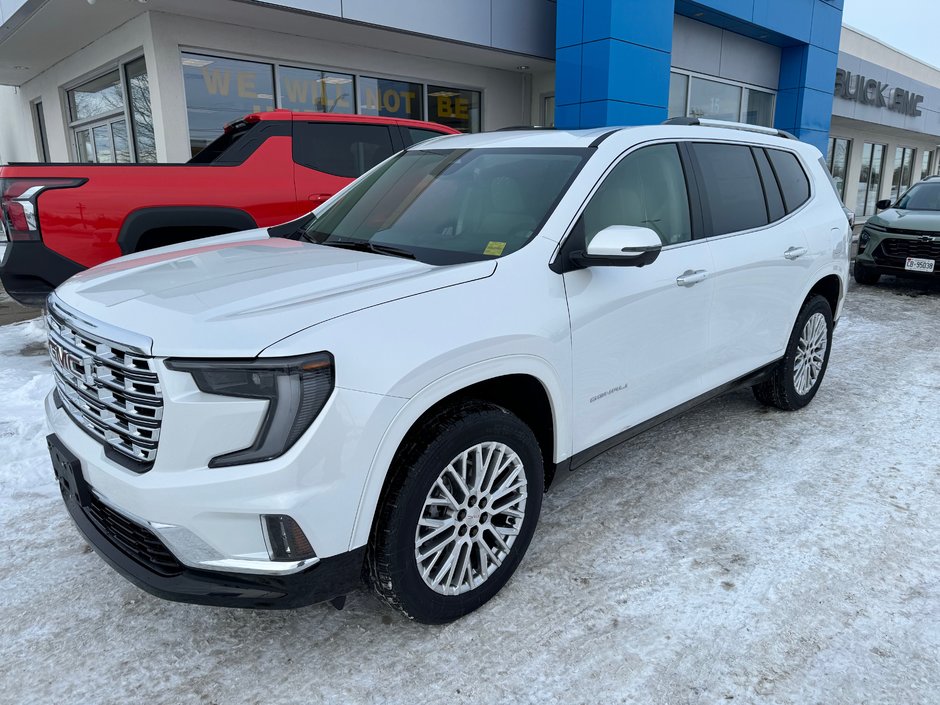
[0,277,937,705]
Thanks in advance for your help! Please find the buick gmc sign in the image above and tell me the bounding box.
[834,68,924,116]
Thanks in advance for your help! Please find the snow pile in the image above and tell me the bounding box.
[0,318,55,499]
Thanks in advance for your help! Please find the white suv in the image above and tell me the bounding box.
[45,121,850,623]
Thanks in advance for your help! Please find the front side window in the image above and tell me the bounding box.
[690,142,767,235]
[181,53,275,157]
[301,148,588,265]
[896,182,940,211]
[578,143,692,248]
[293,123,395,178]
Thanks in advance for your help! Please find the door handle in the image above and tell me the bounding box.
[308,193,332,206]
[784,246,808,260]
[676,269,709,287]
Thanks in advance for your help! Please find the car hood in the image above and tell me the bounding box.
[54,233,496,357]
[868,209,940,231]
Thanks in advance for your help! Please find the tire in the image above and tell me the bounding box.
[853,262,880,285]
[752,295,833,411]
[367,401,544,624]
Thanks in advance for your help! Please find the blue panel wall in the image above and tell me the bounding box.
[555,0,674,128]
[555,0,844,152]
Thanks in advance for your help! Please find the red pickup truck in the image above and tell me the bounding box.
[0,111,457,304]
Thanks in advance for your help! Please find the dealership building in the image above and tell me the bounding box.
[0,0,938,220]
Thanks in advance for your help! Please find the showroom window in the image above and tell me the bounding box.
[32,101,49,162]
[279,65,355,114]
[180,51,483,157]
[358,76,423,121]
[920,150,933,181]
[182,53,276,157]
[427,85,481,133]
[891,146,915,200]
[856,142,886,217]
[669,71,775,127]
[826,137,851,201]
[67,58,156,164]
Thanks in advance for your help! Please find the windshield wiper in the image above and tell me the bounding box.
[317,239,417,260]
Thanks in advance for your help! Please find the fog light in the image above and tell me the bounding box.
[858,231,870,253]
[262,514,316,561]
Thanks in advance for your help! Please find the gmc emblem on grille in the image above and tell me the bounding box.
[49,340,70,370]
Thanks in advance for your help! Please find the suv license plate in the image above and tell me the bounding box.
[905,257,935,273]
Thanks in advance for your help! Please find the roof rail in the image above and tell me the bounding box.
[662,117,796,140]
[491,125,554,131]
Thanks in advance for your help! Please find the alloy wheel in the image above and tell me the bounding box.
[793,311,828,395]
[414,442,528,595]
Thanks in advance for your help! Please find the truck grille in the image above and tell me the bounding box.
[46,303,162,469]
[879,237,940,260]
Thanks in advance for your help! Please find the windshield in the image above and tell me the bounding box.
[896,182,940,211]
[301,147,590,264]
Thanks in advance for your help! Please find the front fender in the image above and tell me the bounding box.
[346,353,569,550]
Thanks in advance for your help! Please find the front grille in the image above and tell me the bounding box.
[877,237,940,261]
[87,494,182,576]
[46,303,163,468]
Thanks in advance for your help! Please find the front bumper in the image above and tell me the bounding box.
[857,229,940,278]
[50,433,366,608]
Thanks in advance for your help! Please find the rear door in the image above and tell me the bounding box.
[691,142,813,388]
[564,142,715,452]
[292,121,401,211]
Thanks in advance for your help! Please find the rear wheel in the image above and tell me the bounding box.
[752,295,833,411]
[367,402,543,623]
[853,262,880,285]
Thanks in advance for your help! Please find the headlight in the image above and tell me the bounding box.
[165,353,334,467]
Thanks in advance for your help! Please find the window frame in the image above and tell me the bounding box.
[669,68,777,128]
[826,136,851,201]
[857,142,887,217]
[62,51,151,163]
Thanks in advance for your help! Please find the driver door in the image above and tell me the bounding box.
[563,142,715,453]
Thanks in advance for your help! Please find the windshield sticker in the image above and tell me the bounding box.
[484,241,506,256]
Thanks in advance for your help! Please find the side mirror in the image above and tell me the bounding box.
[875,199,892,211]
[570,225,663,268]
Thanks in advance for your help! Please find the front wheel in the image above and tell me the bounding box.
[367,402,544,623]
[752,295,833,411]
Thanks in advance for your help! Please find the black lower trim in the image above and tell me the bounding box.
[0,240,83,305]
[550,361,779,484]
[49,433,365,609]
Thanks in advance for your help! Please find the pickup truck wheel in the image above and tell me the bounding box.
[752,295,833,411]
[367,402,543,624]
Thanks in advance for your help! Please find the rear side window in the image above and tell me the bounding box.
[406,128,446,146]
[752,148,786,222]
[767,149,810,212]
[690,143,768,235]
[294,122,395,178]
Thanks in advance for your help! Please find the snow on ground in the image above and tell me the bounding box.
[0,280,938,705]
